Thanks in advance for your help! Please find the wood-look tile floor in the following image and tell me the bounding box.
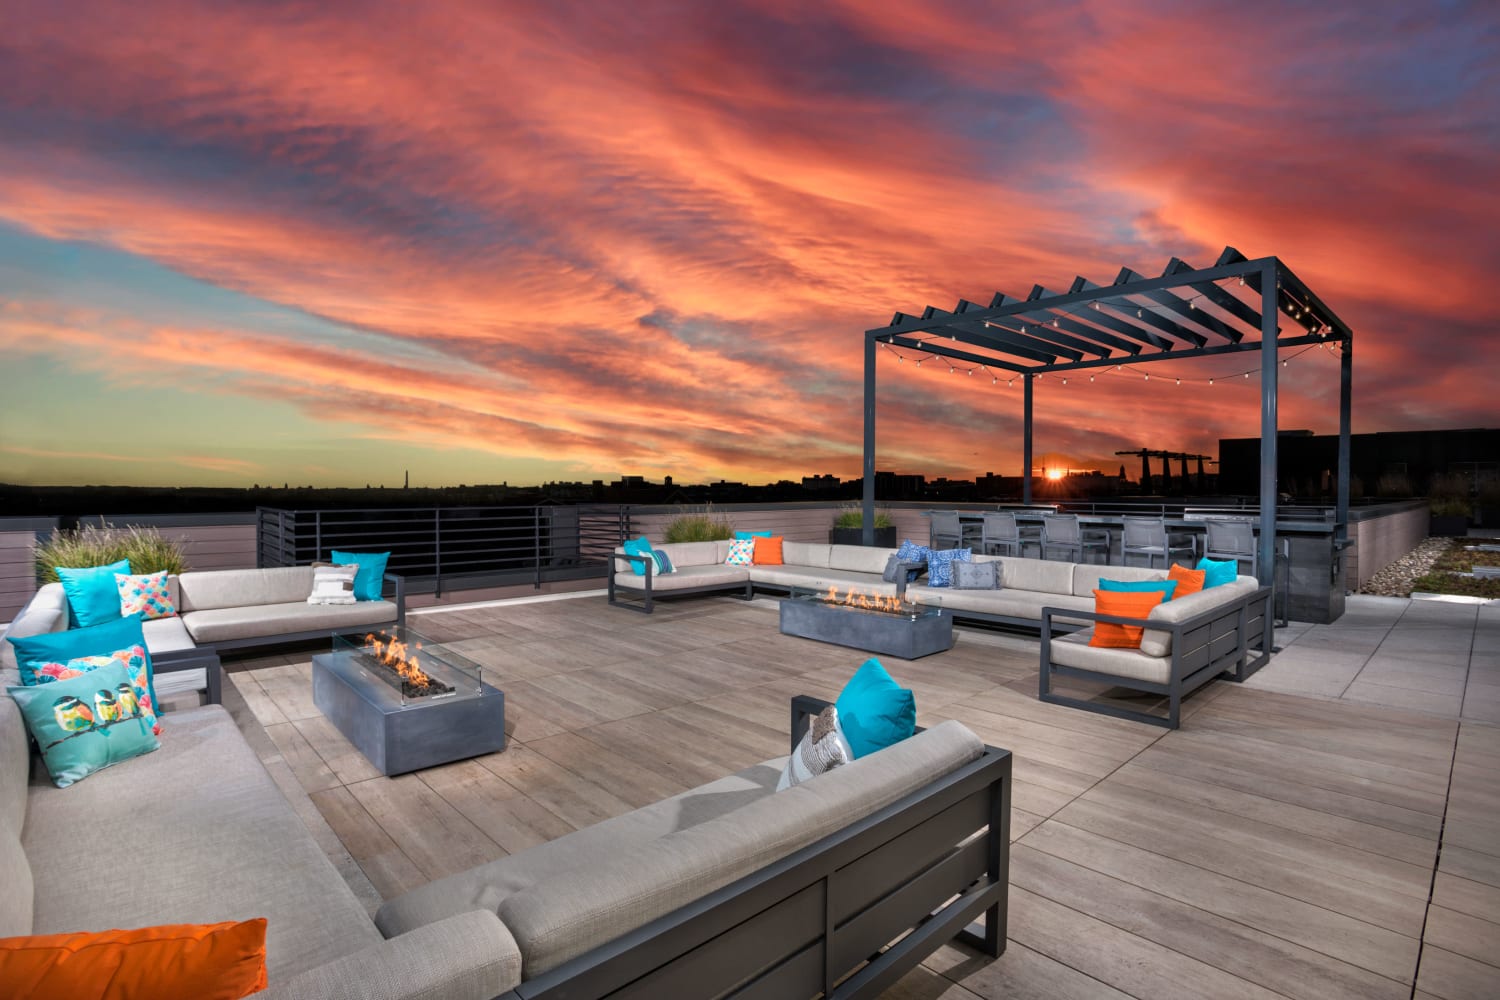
[216,594,1499,999]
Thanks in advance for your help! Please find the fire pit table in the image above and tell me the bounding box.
[779,587,954,660]
[311,625,505,776]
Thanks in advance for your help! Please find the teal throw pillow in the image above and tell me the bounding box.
[733,530,773,540]
[1196,557,1238,589]
[56,559,131,628]
[1098,578,1179,601]
[9,660,160,787]
[925,548,972,588]
[621,536,654,577]
[835,658,916,759]
[7,612,155,698]
[330,550,390,601]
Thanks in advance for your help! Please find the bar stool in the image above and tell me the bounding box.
[1040,514,1110,564]
[1121,516,1196,569]
[979,511,1041,558]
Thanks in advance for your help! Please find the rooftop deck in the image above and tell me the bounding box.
[220,593,1499,999]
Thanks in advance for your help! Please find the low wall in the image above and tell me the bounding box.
[1347,501,1430,590]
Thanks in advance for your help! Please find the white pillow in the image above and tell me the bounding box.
[307,563,359,605]
[778,705,854,790]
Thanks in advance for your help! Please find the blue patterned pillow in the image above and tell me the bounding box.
[652,549,674,575]
[926,548,973,588]
[893,540,929,582]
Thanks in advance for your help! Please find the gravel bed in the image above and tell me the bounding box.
[1359,537,1452,597]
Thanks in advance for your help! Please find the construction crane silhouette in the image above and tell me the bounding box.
[1114,450,1217,493]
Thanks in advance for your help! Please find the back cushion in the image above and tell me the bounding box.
[1072,564,1168,598]
[660,542,721,568]
[497,720,984,977]
[828,545,895,575]
[0,832,32,936]
[781,542,831,568]
[1139,578,1259,657]
[177,567,316,612]
[997,557,1075,596]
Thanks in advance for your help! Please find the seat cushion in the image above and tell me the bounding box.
[180,601,397,643]
[910,585,1094,624]
[177,568,316,613]
[780,542,831,568]
[748,566,896,595]
[611,564,749,592]
[24,705,381,979]
[1050,629,1171,684]
[375,760,785,938]
[142,615,196,654]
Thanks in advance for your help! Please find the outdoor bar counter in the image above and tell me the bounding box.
[951,508,1355,624]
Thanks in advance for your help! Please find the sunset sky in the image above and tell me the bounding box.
[1,1,1496,489]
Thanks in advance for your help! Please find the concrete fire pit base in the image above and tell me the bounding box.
[779,596,954,659]
[312,650,506,776]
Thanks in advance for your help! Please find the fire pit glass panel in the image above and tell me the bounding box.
[779,587,954,659]
[330,626,484,706]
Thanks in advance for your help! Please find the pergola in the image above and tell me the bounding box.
[859,246,1354,586]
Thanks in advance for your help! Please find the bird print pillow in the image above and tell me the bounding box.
[8,661,159,787]
[31,644,161,735]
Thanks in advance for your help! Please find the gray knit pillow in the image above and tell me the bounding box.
[777,705,853,790]
[952,560,1002,590]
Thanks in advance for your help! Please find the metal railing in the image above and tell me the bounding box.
[257,505,634,595]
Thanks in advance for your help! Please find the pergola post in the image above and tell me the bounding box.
[1337,337,1352,547]
[1022,373,1034,505]
[1257,263,1279,589]
[862,333,876,545]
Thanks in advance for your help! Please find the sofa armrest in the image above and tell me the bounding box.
[253,909,520,1000]
[384,572,406,626]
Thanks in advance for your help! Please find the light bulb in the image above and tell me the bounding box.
[1282,359,1288,367]
[1137,309,1143,318]
[1208,378,1214,385]
[1019,325,1027,334]
[1244,372,1249,379]
[967,369,972,376]
[1176,378,1181,385]
[1062,378,1067,385]
[898,356,904,363]
[1091,301,1100,310]
[992,376,997,384]
[1144,373,1150,381]
[1189,300,1196,309]
[1238,276,1245,286]
[916,359,922,367]
[1052,318,1059,327]
[1089,374,1095,382]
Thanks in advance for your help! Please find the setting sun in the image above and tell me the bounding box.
[1045,469,1065,481]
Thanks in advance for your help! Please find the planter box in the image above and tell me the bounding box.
[1429,515,1470,537]
[829,526,897,547]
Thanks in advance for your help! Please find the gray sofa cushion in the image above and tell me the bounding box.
[375,761,784,938]
[827,545,895,575]
[178,567,317,612]
[181,600,398,643]
[781,542,831,568]
[1139,577,1258,657]
[25,704,381,979]
[748,566,895,595]
[0,831,31,936]
[1071,563,1169,598]
[141,614,196,653]
[498,720,984,977]
[1,583,69,673]
[909,585,1094,624]
[993,556,1075,596]
[611,564,750,593]
[257,910,522,1000]
[0,692,28,838]
[1049,629,1171,683]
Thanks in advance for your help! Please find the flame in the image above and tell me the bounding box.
[365,632,439,693]
[820,585,913,615]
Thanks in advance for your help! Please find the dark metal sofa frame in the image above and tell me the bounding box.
[1038,585,1273,729]
[496,694,1012,1000]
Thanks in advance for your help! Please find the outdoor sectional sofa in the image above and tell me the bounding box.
[1,676,1012,999]
[610,540,1273,728]
[5,566,405,706]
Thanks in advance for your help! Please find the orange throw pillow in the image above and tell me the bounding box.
[0,919,268,1000]
[1168,563,1207,598]
[753,535,784,565]
[1089,590,1167,649]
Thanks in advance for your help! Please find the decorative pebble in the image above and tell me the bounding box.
[1359,537,1452,597]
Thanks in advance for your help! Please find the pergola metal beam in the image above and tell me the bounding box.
[884,336,1029,374]
[1113,271,1211,347]
[980,318,1109,358]
[1165,258,1258,336]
